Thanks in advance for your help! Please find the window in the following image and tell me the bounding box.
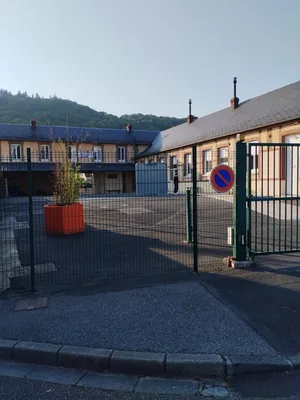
[68,145,77,162]
[40,145,50,162]
[248,141,259,172]
[78,150,91,159]
[93,146,102,162]
[218,147,228,165]
[11,144,22,161]
[107,174,117,179]
[170,156,178,180]
[118,146,126,162]
[203,150,212,174]
[184,154,192,177]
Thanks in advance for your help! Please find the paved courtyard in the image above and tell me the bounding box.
[1,194,231,292]
[1,192,300,292]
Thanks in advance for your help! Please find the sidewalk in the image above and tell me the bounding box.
[1,257,300,378]
[0,280,276,357]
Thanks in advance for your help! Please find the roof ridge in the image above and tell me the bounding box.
[190,80,300,122]
[0,122,159,133]
[140,80,300,156]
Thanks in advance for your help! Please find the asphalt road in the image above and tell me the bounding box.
[0,375,232,400]
[198,252,300,355]
[1,368,300,399]
[2,194,300,357]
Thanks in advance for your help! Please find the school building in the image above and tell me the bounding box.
[137,79,300,196]
[0,79,299,198]
[0,122,158,197]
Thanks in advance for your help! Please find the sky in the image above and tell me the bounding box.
[0,0,299,118]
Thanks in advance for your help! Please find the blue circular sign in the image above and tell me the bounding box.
[210,164,235,193]
[214,169,231,188]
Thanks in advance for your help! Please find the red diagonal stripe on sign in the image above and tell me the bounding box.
[216,171,230,186]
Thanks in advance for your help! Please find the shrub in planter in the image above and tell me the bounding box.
[44,157,84,235]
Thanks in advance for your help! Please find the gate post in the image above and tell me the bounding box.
[27,148,35,292]
[192,145,198,272]
[233,141,247,262]
[185,189,192,243]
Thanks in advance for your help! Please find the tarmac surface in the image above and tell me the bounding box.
[1,362,300,399]
[0,280,276,356]
[1,194,300,397]
[2,193,297,294]
[10,194,232,292]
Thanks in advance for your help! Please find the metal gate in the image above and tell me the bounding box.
[240,142,300,258]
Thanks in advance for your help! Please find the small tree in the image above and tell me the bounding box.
[53,156,83,206]
[48,116,91,206]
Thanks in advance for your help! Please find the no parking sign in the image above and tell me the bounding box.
[210,164,235,193]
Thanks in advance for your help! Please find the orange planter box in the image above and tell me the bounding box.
[44,203,84,235]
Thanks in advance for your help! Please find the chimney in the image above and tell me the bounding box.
[31,117,36,129]
[187,99,194,124]
[230,77,239,110]
[126,124,132,132]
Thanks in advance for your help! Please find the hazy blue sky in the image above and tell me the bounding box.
[0,0,299,118]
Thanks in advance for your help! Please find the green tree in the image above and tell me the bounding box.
[0,89,185,130]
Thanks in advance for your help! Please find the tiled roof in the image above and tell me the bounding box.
[139,80,300,156]
[0,123,159,145]
[0,162,135,172]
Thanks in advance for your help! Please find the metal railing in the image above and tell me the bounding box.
[0,148,235,294]
[247,143,300,256]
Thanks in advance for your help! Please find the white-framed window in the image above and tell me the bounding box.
[68,145,77,162]
[118,146,126,162]
[40,145,50,162]
[218,147,228,165]
[203,150,212,174]
[170,156,178,180]
[93,146,102,162]
[11,144,22,162]
[184,154,192,177]
[248,141,259,173]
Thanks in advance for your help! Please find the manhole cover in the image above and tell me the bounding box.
[15,297,48,312]
[201,386,229,397]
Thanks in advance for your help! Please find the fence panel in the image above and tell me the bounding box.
[0,154,32,293]
[1,151,195,293]
[1,146,241,294]
[248,143,300,256]
[196,149,235,269]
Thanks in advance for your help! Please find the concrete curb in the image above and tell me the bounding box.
[0,339,296,379]
[0,217,22,293]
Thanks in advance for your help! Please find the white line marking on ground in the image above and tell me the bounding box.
[153,208,186,227]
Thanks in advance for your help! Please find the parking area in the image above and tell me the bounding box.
[3,191,299,292]
[2,193,232,291]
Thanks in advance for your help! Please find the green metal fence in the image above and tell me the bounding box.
[0,147,235,294]
[246,142,300,257]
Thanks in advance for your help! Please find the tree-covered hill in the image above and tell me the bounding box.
[0,89,185,131]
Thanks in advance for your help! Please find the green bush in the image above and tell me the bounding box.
[54,158,82,205]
